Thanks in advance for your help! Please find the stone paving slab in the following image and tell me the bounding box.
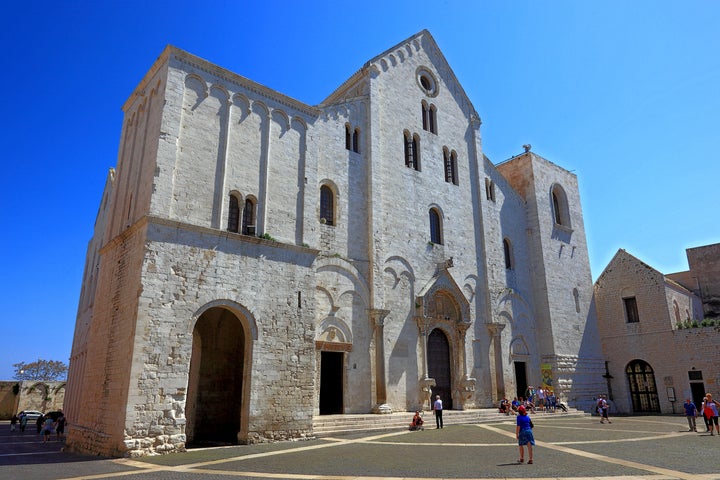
[1,416,719,480]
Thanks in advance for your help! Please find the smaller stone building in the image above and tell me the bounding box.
[594,246,720,414]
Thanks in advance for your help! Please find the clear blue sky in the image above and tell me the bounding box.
[1,1,718,381]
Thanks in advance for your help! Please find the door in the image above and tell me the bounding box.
[319,351,344,415]
[626,360,660,413]
[514,361,528,400]
[428,329,453,409]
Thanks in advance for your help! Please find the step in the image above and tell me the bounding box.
[313,408,589,437]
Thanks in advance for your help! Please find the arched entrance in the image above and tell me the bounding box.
[428,329,453,409]
[626,359,660,413]
[186,307,246,446]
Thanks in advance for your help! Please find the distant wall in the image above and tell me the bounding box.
[0,381,66,419]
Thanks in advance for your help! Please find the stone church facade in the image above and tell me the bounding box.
[66,30,604,457]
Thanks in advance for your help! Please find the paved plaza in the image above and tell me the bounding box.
[2,414,719,480]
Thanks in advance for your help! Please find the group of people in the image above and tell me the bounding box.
[684,394,720,434]
[9,410,66,442]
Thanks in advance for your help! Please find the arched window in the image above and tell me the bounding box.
[422,102,429,131]
[241,198,256,235]
[404,131,420,170]
[429,104,437,134]
[429,208,442,244]
[503,238,513,269]
[345,124,352,150]
[573,288,580,313]
[673,301,681,324]
[551,184,571,228]
[485,178,495,202]
[625,360,661,413]
[449,150,458,185]
[352,128,360,153]
[320,185,334,226]
[228,194,240,233]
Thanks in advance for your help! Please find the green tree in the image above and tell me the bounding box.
[13,359,68,381]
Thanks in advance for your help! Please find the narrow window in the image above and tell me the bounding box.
[573,288,580,313]
[412,135,420,170]
[320,185,334,226]
[429,105,437,134]
[485,178,495,202]
[404,131,413,168]
[450,150,458,185]
[345,124,352,150]
[353,128,360,153]
[422,102,428,131]
[429,208,442,244]
[673,301,681,323]
[503,238,513,269]
[443,149,452,183]
[242,198,256,235]
[228,194,240,233]
[624,297,640,323]
[552,191,562,224]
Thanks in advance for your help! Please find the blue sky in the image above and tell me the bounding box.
[1,1,718,381]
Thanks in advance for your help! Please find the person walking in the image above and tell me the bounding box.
[19,412,27,433]
[55,411,67,441]
[515,405,534,464]
[703,393,720,436]
[433,394,444,429]
[599,395,612,424]
[10,414,18,432]
[683,398,698,432]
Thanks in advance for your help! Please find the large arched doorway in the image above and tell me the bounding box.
[626,359,660,413]
[428,329,453,409]
[186,307,246,446]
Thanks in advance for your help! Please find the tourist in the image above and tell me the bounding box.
[409,411,424,431]
[42,415,54,442]
[499,398,510,415]
[511,397,521,414]
[433,394,443,429]
[55,411,67,441]
[10,413,18,432]
[703,393,720,435]
[19,411,27,432]
[36,414,44,434]
[515,405,534,464]
[599,395,611,424]
[683,398,698,432]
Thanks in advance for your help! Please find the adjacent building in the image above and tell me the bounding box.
[594,245,720,414]
[66,30,604,457]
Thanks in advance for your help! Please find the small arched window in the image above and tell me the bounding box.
[551,184,571,228]
[422,102,429,131]
[352,128,360,153]
[429,104,437,134]
[429,208,442,244]
[242,198,256,235]
[404,131,420,170]
[345,124,352,150]
[228,193,241,233]
[673,301,681,323]
[485,178,495,202]
[503,238,513,269]
[320,185,334,226]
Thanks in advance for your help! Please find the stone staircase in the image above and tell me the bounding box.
[313,407,590,437]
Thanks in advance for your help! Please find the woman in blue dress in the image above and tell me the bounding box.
[515,405,534,464]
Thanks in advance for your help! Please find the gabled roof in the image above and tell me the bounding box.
[594,248,694,294]
[320,30,480,120]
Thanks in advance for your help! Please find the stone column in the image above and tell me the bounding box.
[369,309,391,413]
[486,323,506,402]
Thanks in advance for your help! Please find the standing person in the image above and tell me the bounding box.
[537,388,545,412]
[36,414,44,434]
[599,395,612,424]
[515,405,534,464]
[701,396,712,432]
[19,412,27,433]
[55,411,66,441]
[703,393,720,435]
[433,394,444,429]
[10,413,18,432]
[683,398,698,432]
[42,415,54,442]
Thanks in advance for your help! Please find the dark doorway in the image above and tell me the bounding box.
[187,307,245,447]
[428,329,453,409]
[690,382,706,410]
[514,362,528,400]
[320,351,343,415]
[626,359,660,413]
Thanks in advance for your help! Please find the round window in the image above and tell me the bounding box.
[416,67,438,97]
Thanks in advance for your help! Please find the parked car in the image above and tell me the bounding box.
[20,410,44,422]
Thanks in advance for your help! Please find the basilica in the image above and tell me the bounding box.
[66,30,604,457]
